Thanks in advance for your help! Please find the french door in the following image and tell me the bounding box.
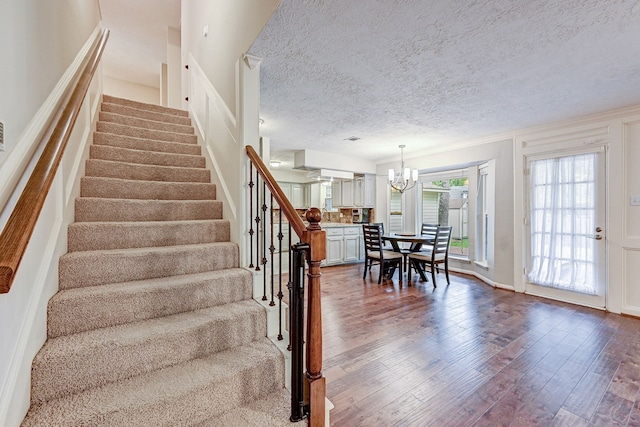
[525,148,606,308]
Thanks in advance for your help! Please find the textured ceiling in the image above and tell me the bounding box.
[249,0,640,164]
[99,0,180,88]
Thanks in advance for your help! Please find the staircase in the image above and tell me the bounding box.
[22,95,292,426]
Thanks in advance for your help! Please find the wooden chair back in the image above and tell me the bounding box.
[433,226,452,258]
[362,223,384,255]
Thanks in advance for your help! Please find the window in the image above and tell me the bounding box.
[388,188,403,233]
[476,164,489,264]
[421,170,469,258]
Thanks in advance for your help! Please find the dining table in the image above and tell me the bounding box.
[381,233,436,282]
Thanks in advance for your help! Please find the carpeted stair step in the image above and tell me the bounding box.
[48,269,253,337]
[103,94,189,117]
[99,111,195,135]
[85,159,210,183]
[93,131,201,155]
[74,198,222,222]
[90,144,205,168]
[67,219,229,252]
[97,121,196,144]
[32,300,267,403]
[101,102,192,125]
[80,176,215,200]
[197,388,293,427]
[22,338,284,426]
[59,242,239,289]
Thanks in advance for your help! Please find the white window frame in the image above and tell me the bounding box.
[418,168,470,260]
[476,163,489,266]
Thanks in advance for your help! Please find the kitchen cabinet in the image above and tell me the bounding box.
[324,225,363,266]
[354,177,364,207]
[331,181,342,207]
[326,228,344,265]
[276,182,305,209]
[364,174,375,208]
[343,227,360,262]
[354,174,375,208]
[291,184,303,208]
[328,177,373,208]
[308,182,321,209]
[341,180,354,207]
[279,183,292,204]
[331,179,356,207]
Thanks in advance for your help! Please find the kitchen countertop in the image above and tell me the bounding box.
[317,222,362,228]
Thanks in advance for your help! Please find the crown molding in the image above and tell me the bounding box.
[242,54,262,70]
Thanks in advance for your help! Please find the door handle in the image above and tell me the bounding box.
[589,234,603,240]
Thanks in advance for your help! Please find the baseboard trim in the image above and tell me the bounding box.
[448,266,514,291]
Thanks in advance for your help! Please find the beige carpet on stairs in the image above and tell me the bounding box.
[21,95,295,426]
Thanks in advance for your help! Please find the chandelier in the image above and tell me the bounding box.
[388,145,418,193]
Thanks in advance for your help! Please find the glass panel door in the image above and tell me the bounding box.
[526,150,606,308]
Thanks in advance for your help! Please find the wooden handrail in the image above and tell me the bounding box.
[245,145,326,426]
[246,145,307,239]
[0,29,109,294]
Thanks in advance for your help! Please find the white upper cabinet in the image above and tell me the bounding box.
[341,180,354,207]
[332,181,342,207]
[364,174,375,208]
[353,174,375,208]
[291,184,303,208]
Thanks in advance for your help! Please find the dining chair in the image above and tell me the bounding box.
[421,223,439,239]
[407,225,452,287]
[362,224,403,284]
[410,223,439,252]
[369,222,393,250]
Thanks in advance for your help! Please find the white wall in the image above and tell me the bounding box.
[271,168,311,183]
[0,4,102,427]
[181,0,280,116]
[182,0,280,266]
[103,76,160,105]
[0,0,100,168]
[167,27,182,108]
[622,114,640,316]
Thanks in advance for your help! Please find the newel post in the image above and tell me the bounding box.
[304,208,326,427]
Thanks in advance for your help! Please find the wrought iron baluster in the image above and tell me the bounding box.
[254,169,261,272]
[287,222,293,352]
[261,181,268,301]
[248,163,254,268]
[277,208,284,341]
[269,194,275,307]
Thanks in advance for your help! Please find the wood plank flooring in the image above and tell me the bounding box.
[319,263,640,426]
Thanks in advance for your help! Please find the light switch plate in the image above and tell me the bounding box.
[631,196,640,206]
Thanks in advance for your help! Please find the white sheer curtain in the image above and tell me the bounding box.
[528,153,597,294]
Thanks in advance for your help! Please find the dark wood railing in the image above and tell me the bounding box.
[0,29,109,294]
[246,145,326,426]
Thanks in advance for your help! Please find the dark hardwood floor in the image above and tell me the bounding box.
[319,263,640,426]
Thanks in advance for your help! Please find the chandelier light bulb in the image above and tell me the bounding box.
[389,145,419,193]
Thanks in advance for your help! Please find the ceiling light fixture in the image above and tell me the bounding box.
[388,145,418,193]
[269,160,281,168]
